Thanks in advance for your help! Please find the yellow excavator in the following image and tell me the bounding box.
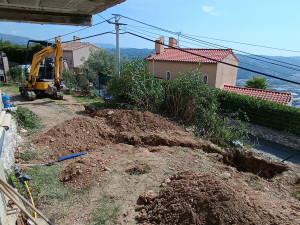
[19,40,66,100]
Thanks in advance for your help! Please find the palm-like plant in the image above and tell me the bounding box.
[245,75,271,89]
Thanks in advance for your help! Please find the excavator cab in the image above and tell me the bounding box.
[20,40,66,100]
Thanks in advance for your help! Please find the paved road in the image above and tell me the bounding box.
[249,135,300,164]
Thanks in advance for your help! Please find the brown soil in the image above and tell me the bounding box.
[136,171,299,225]
[222,149,288,179]
[11,98,300,225]
[59,152,111,189]
[34,109,202,160]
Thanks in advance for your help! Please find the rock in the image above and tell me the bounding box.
[139,190,158,204]
[103,166,110,171]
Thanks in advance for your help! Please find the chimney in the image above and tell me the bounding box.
[73,36,81,43]
[55,36,61,43]
[155,37,165,54]
[169,37,178,48]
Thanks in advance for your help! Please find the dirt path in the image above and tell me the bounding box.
[10,94,85,131]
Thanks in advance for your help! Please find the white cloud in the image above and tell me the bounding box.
[201,5,218,16]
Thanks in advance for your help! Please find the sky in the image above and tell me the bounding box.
[0,0,300,56]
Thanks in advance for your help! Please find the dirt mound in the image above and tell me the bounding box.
[136,172,298,225]
[35,109,201,159]
[59,152,111,189]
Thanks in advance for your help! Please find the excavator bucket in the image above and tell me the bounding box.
[45,85,57,94]
[45,84,66,94]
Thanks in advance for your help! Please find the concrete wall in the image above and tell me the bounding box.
[63,51,74,70]
[72,46,101,68]
[215,53,239,88]
[147,60,218,87]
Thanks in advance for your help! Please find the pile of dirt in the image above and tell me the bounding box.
[136,171,299,225]
[35,109,202,159]
[59,152,111,189]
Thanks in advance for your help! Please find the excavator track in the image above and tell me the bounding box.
[25,91,36,101]
[53,92,63,100]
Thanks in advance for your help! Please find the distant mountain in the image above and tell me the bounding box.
[108,48,153,59]
[95,43,116,49]
[236,54,300,85]
[0,32,31,45]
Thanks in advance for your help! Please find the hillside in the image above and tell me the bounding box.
[0,32,30,46]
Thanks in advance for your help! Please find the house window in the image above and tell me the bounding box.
[203,75,208,84]
[166,71,171,80]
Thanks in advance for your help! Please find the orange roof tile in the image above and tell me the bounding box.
[145,48,239,63]
[61,42,102,51]
[222,85,292,105]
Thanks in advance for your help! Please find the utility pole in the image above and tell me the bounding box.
[115,15,120,76]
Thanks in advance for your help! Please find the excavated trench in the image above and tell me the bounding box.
[222,150,288,179]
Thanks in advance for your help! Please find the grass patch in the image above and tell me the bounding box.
[12,107,43,134]
[12,166,74,205]
[0,82,20,94]
[90,197,120,225]
[20,150,41,162]
[73,95,107,109]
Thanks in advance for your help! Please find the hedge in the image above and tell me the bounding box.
[217,90,300,135]
[0,41,43,64]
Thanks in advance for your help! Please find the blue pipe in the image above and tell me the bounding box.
[46,152,89,165]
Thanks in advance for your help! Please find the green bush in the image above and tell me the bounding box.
[218,90,300,135]
[106,60,248,147]
[163,71,248,147]
[7,66,22,84]
[0,40,43,64]
[62,70,90,92]
[106,58,164,111]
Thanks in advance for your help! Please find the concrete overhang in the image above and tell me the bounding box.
[0,0,125,26]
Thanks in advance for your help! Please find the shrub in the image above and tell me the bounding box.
[7,66,22,84]
[106,58,164,111]
[163,70,248,147]
[0,40,43,64]
[62,70,90,92]
[106,61,248,147]
[218,90,300,135]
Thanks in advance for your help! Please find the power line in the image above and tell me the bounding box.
[117,14,300,70]
[61,31,115,44]
[45,16,114,41]
[125,24,300,54]
[187,34,300,54]
[124,31,300,85]
[122,26,299,78]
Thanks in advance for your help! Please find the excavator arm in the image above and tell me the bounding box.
[28,44,56,88]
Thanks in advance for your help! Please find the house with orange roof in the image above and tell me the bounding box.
[221,85,292,106]
[146,37,240,88]
[56,36,103,70]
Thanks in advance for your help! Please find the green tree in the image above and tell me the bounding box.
[84,49,118,85]
[245,75,271,89]
[62,70,89,92]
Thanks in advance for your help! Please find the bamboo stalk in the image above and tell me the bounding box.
[0,178,53,225]
[0,184,39,225]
